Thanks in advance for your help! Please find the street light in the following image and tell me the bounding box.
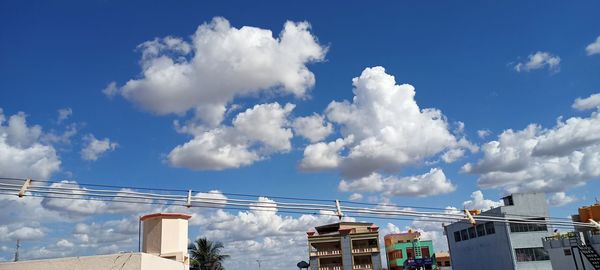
[256,259,262,270]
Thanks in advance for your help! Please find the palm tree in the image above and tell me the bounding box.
[188,237,229,270]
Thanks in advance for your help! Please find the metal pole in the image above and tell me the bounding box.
[256,259,261,270]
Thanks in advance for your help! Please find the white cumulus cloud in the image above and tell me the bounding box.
[462,190,503,210]
[300,66,474,180]
[80,134,118,161]
[0,109,61,180]
[586,36,600,56]
[514,51,561,73]
[338,168,456,198]
[110,17,327,127]
[463,96,600,193]
[168,102,295,170]
[547,192,577,207]
[573,93,600,111]
[292,114,333,143]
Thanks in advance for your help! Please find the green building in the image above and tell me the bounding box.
[384,230,437,270]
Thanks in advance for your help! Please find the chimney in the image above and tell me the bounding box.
[140,213,192,265]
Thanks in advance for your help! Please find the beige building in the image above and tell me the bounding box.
[0,213,191,270]
[307,222,382,270]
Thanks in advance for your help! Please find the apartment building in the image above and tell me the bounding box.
[384,230,436,270]
[307,222,382,270]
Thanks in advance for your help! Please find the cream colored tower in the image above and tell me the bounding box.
[140,213,192,266]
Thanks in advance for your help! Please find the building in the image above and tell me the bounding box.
[307,222,382,270]
[434,252,451,270]
[445,193,552,270]
[384,230,436,270]
[542,202,600,269]
[0,213,191,270]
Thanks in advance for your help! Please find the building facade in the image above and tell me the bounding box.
[445,193,552,270]
[542,202,600,269]
[434,252,451,270]
[384,230,436,270]
[307,222,383,270]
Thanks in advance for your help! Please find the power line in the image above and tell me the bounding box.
[0,177,597,229]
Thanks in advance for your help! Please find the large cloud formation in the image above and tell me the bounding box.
[463,92,600,193]
[108,17,326,127]
[299,67,474,197]
[0,109,61,180]
[168,102,295,170]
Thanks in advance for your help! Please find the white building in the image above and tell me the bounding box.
[444,193,552,270]
[542,231,600,269]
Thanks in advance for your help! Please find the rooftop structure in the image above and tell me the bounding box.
[445,192,552,270]
[307,222,382,270]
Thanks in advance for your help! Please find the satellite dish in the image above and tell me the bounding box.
[297,261,310,269]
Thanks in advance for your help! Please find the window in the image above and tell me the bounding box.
[476,224,486,237]
[515,248,550,262]
[468,227,477,239]
[485,222,495,235]
[460,229,469,241]
[454,231,461,242]
[503,195,514,206]
[421,247,430,258]
[444,261,450,266]
[509,218,548,233]
[563,249,572,256]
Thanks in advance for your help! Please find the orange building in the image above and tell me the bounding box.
[578,202,600,222]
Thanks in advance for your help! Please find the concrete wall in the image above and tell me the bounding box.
[0,253,186,270]
[340,235,353,270]
[544,236,599,270]
[447,221,515,270]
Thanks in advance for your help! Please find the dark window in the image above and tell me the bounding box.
[515,248,550,262]
[476,224,486,237]
[509,218,548,233]
[564,249,572,256]
[445,261,450,266]
[485,222,495,234]
[503,195,514,206]
[406,248,414,259]
[454,231,461,242]
[468,227,476,239]
[460,229,469,241]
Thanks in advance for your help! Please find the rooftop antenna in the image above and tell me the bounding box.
[14,239,20,262]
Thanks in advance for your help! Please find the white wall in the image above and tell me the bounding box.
[0,253,186,270]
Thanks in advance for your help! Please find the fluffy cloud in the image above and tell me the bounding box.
[80,134,118,161]
[547,192,577,207]
[514,51,561,73]
[110,17,326,127]
[168,102,295,170]
[462,190,502,210]
[300,67,474,181]
[193,197,342,270]
[348,193,363,201]
[463,96,600,193]
[0,109,61,179]
[56,108,72,124]
[586,36,600,56]
[0,226,45,242]
[573,93,600,111]
[292,114,333,143]
[338,168,456,197]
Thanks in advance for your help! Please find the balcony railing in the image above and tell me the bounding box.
[352,247,379,253]
[352,264,373,269]
[319,264,343,270]
[311,249,342,256]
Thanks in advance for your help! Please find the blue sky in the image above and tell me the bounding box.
[1,0,600,268]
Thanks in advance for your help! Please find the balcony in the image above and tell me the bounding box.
[352,247,379,253]
[311,249,342,257]
[352,264,373,269]
[319,264,343,270]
